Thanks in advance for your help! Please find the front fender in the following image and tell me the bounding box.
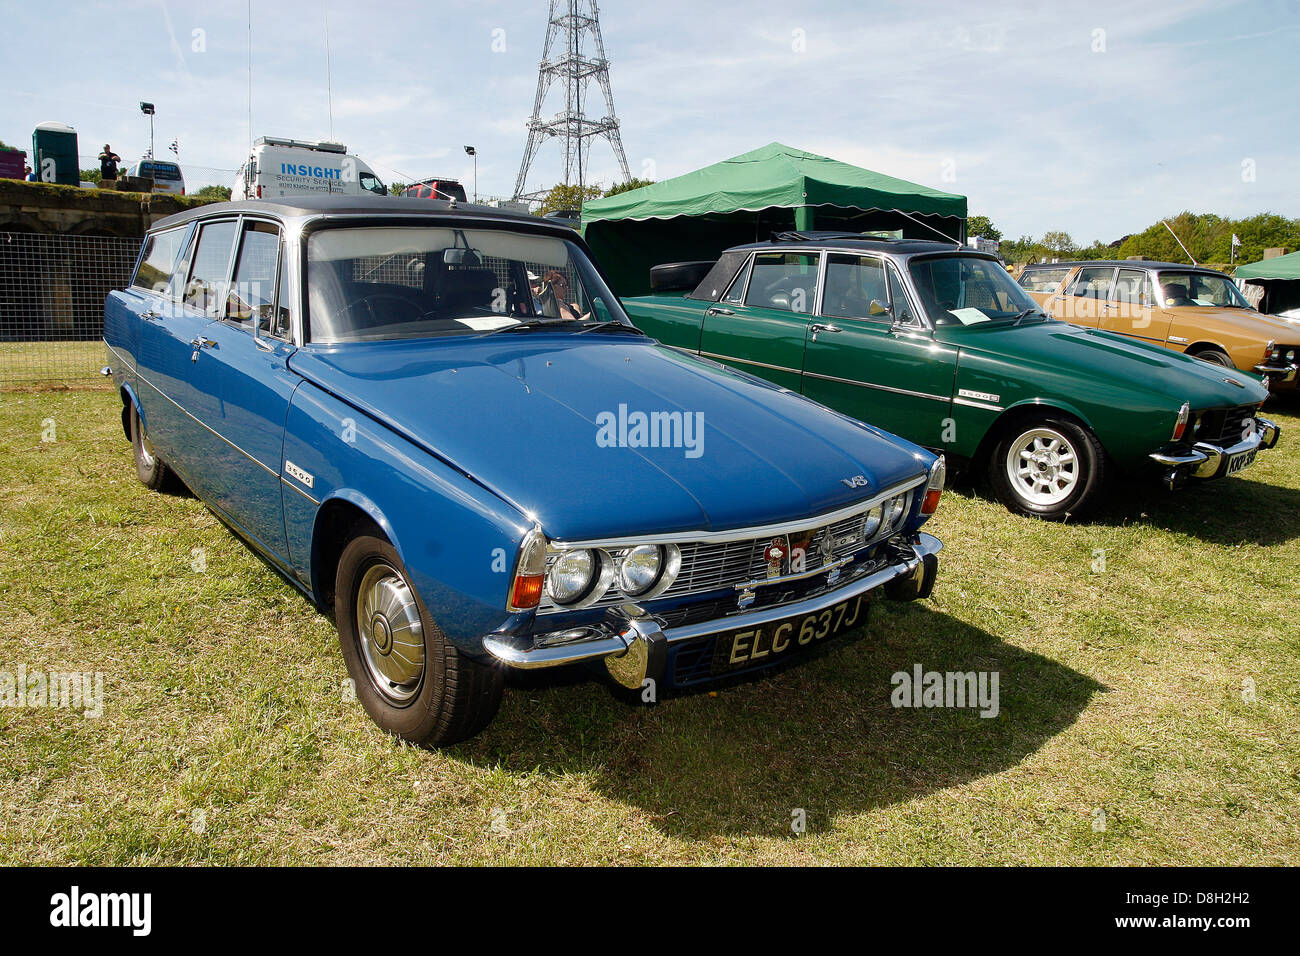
[283,381,536,653]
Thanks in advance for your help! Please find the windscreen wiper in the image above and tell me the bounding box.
[1009,308,1047,327]
[574,320,645,336]
[481,319,562,336]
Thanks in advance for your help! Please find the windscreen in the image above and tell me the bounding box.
[909,255,1045,326]
[306,225,629,343]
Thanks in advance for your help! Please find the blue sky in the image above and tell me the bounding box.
[3,0,1297,243]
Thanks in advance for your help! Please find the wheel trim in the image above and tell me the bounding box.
[355,562,425,704]
[1006,427,1080,506]
[134,412,156,469]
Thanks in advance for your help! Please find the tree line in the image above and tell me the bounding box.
[970,212,1299,267]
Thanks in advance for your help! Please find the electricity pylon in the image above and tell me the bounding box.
[512,0,631,202]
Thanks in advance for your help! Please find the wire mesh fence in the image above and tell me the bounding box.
[0,232,141,387]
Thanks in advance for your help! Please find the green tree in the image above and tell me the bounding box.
[1041,231,1077,256]
[389,182,407,196]
[966,214,1002,242]
[603,177,655,198]
[192,184,232,201]
[80,168,102,184]
[537,182,603,216]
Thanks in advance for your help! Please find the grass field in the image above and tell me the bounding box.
[1,384,1297,865]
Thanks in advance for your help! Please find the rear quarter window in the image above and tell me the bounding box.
[132,226,189,293]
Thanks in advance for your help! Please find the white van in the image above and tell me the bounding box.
[126,158,186,195]
[233,136,388,200]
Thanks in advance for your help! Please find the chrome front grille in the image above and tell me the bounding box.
[536,485,918,614]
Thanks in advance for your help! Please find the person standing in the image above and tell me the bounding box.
[98,144,121,182]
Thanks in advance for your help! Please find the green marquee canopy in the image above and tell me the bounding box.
[1235,250,1300,281]
[581,142,967,295]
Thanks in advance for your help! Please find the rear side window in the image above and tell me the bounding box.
[183,220,238,315]
[132,227,189,292]
[1019,267,1070,293]
[687,250,749,301]
[1112,269,1149,305]
[744,252,819,313]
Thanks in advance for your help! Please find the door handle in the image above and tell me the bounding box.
[809,322,841,342]
[706,307,735,316]
[190,336,217,362]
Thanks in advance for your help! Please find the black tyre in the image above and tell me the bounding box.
[130,403,178,491]
[988,415,1106,519]
[1191,348,1234,368]
[335,533,503,745]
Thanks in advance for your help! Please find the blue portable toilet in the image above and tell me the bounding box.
[31,121,80,186]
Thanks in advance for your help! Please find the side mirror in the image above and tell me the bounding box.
[868,299,889,317]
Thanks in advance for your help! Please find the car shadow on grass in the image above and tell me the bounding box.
[946,470,1300,547]
[452,602,1102,839]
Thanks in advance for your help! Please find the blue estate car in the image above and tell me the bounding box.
[102,196,945,744]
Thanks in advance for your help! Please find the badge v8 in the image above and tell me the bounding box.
[841,474,868,489]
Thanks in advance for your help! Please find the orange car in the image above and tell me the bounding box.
[1019,260,1298,391]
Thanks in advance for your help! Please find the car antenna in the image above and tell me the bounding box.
[1160,220,1199,266]
[894,208,963,248]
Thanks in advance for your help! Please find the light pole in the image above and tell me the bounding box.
[464,145,477,202]
[139,102,155,160]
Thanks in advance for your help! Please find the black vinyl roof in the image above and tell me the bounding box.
[1022,259,1222,273]
[150,195,549,232]
[730,236,965,256]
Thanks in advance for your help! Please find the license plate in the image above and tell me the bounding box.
[1226,449,1257,476]
[713,594,866,673]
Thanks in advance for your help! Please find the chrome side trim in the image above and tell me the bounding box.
[800,369,951,404]
[548,475,927,549]
[280,475,321,505]
[698,350,804,378]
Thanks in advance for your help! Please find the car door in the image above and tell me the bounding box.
[131,220,219,478]
[184,217,298,558]
[1099,267,1171,345]
[1049,266,1115,327]
[801,255,956,448]
[697,250,818,390]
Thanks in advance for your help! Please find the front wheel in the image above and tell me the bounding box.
[130,404,178,491]
[335,533,503,745]
[1191,348,1234,368]
[988,416,1106,519]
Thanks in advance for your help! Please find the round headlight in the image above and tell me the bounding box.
[619,545,663,596]
[862,505,883,538]
[548,549,597,604]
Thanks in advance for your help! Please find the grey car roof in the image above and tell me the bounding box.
[149,195,560,233]
[1022,259,1225,274]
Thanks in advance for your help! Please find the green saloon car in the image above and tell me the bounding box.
[622,234,1281,518]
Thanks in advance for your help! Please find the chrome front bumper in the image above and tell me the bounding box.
[1253,362,1298,384]
[1148,417,1280,483]
[483,531,942,683]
